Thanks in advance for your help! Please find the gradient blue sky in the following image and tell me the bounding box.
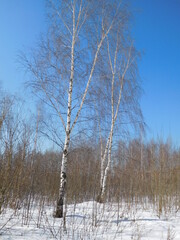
[0,0,180,145]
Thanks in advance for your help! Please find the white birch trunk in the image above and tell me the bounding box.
[55,2,112,216]
[54,5,76,218]
[97,42,132,203]
[101,129,113,201]
[97,41,117,203]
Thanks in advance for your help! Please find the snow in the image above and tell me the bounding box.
[0,201,179,239]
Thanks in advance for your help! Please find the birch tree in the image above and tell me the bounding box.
[22,0,128,217]
[95,28,143,203]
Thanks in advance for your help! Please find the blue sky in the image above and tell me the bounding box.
[0,0,180,145]
[131,0,180,144]
[0,0,47,92]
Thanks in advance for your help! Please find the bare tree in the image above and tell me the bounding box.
[94,24,143,203]
[22,0,129,217]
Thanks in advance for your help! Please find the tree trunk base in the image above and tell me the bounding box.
[53,209,63,218]
[96,194,104,203]
[54,198,63,218]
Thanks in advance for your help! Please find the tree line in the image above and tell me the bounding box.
[0,98,179,216]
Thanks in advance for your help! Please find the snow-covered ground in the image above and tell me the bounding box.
[0,201,179,239]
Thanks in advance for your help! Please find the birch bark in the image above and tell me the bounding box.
[97,42,132,203]
[54,3,76,218]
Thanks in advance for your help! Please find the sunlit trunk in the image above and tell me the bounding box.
[54,8,75,217]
